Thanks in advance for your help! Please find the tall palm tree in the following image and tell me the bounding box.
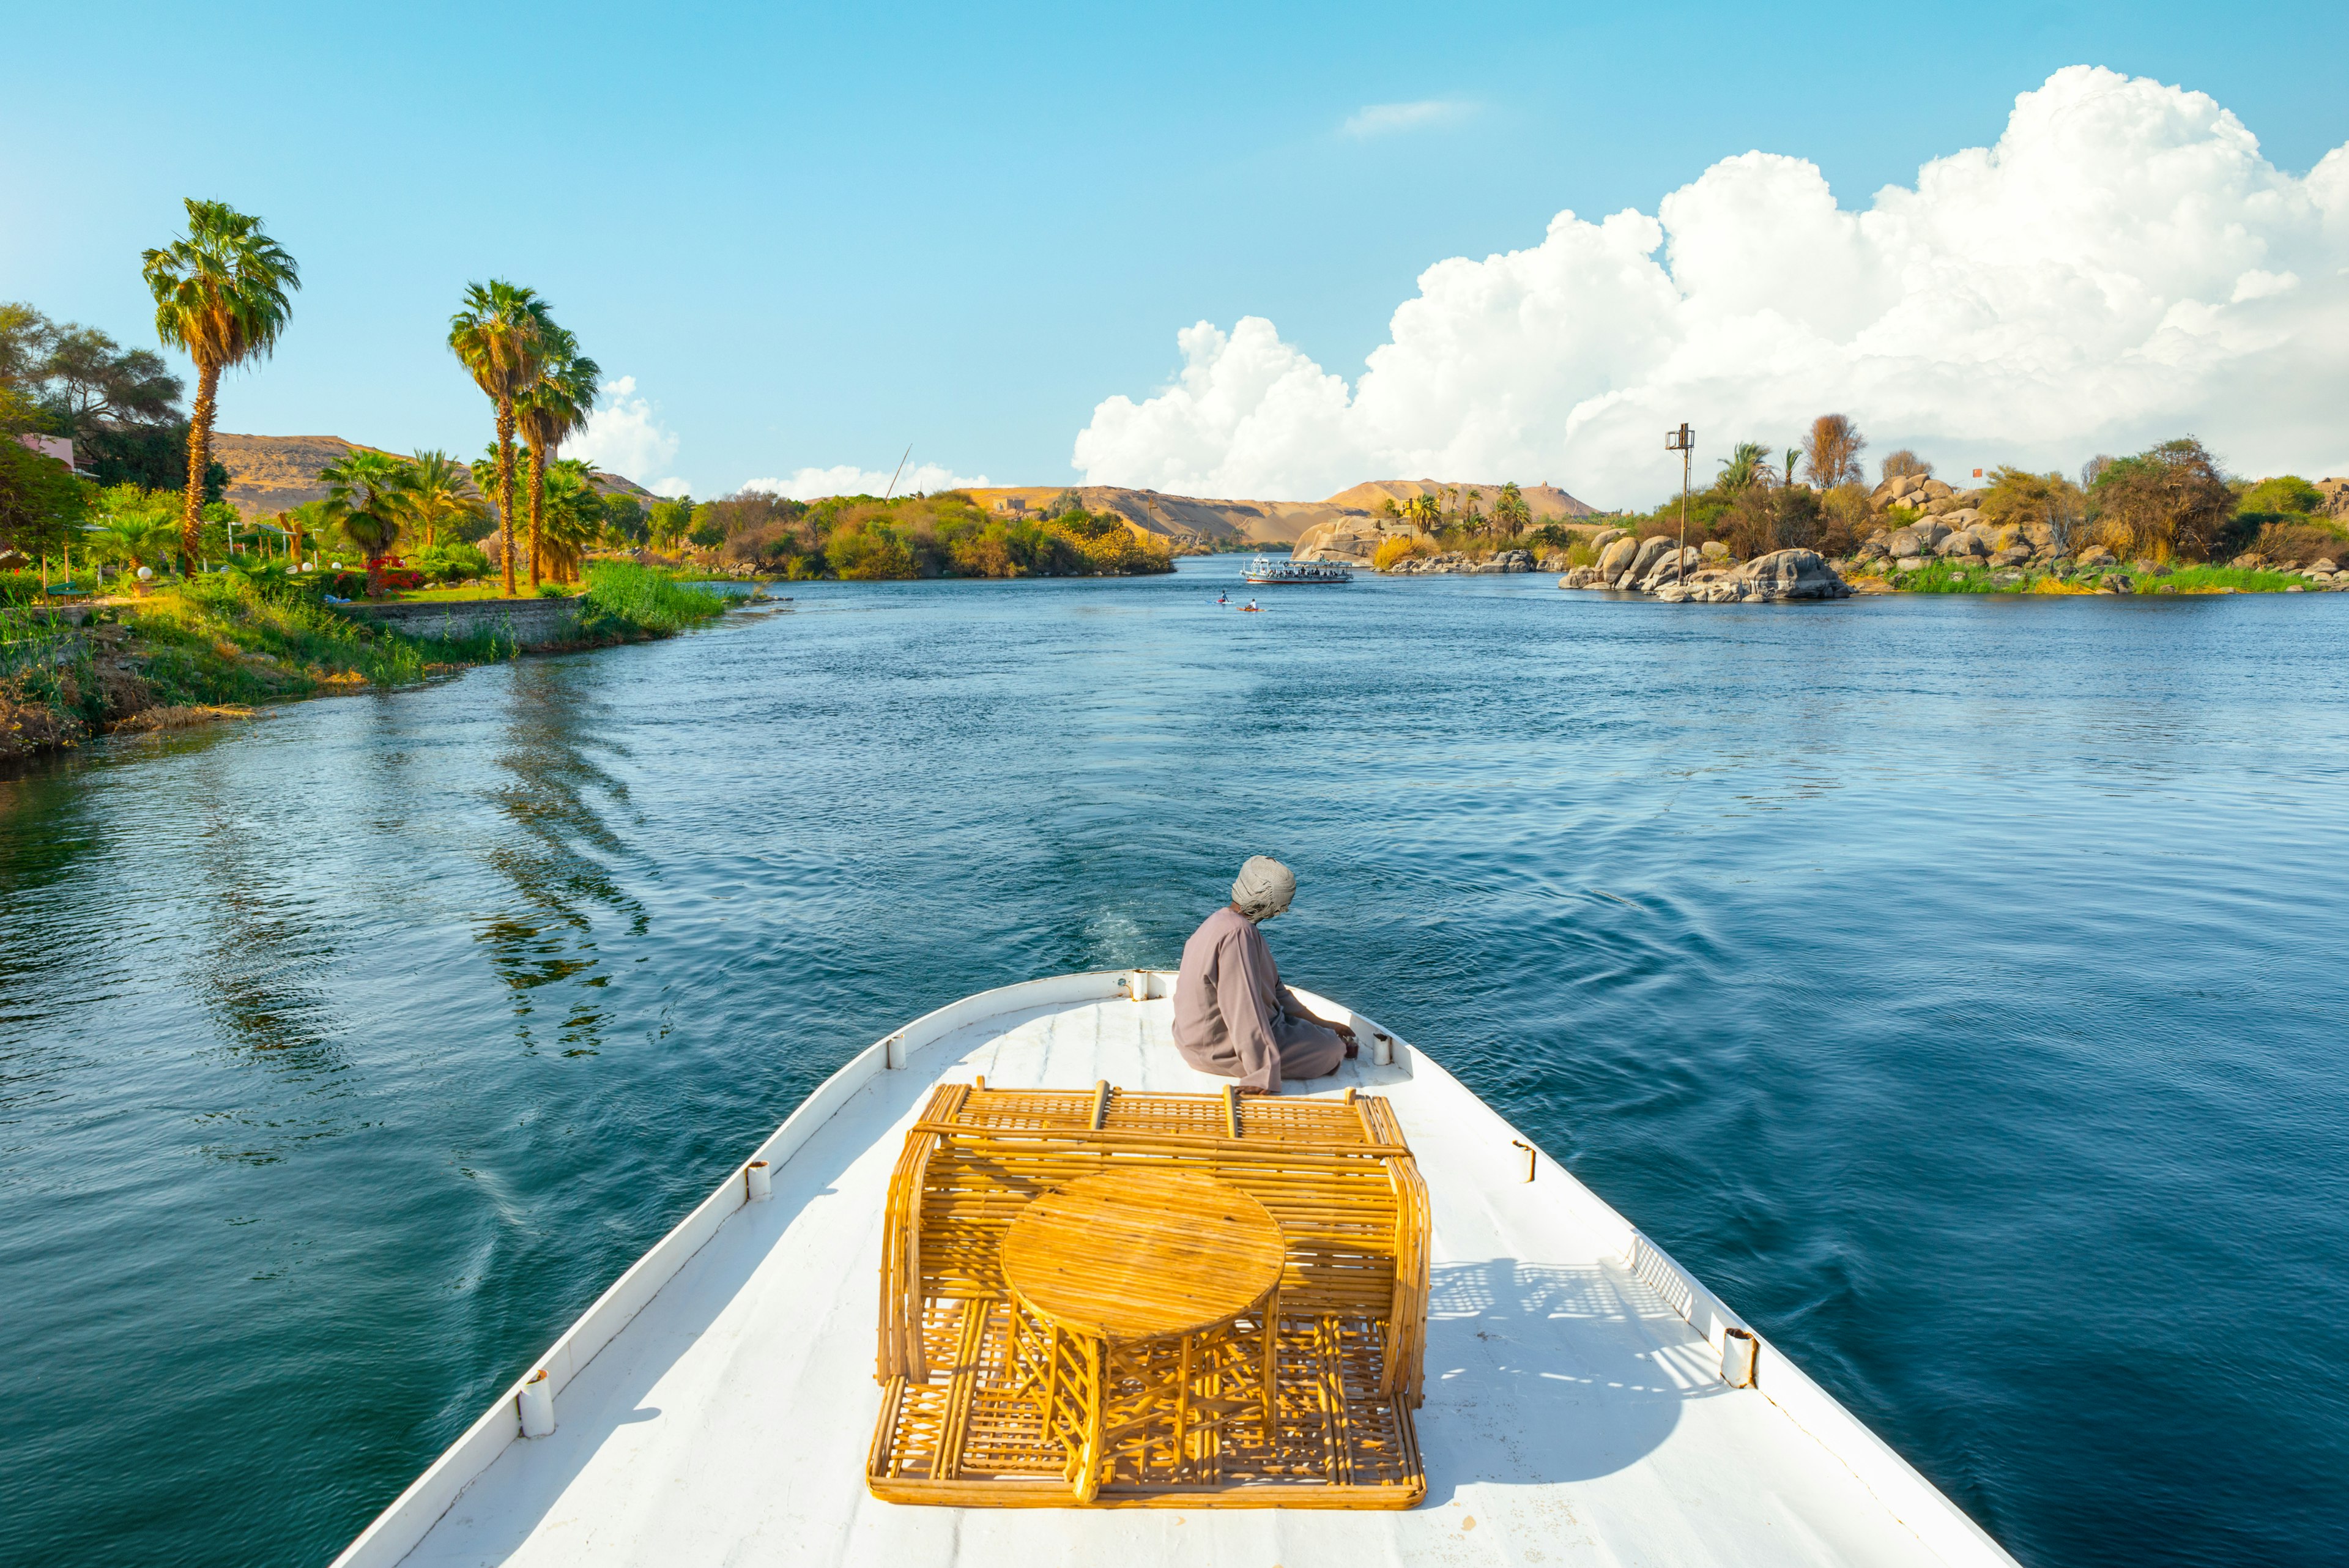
[514,328,601,591]
[141,199,301,573]
[1400,492,1439,532]
[319,448,412,591]
[401,450,485,551]
[448,281,552,596]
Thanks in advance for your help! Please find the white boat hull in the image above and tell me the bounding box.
[332,972,2017,1568]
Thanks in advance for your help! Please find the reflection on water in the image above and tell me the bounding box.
[1,567,2346,1568]
[477,663,644,1056]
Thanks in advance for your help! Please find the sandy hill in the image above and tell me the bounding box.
[212,432,657,516]
[961,486,1359,546]
[1325,480,1595,519]
[957,478,1596,548]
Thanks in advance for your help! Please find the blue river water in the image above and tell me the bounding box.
[2,557,2345,1567]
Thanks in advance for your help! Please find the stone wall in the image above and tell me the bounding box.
[333,596,582,648]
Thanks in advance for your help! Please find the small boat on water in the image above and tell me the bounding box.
[332,972,2018,1567]
[1242,555,1353,585]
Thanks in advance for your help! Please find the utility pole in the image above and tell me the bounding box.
[1666,423,1693,582]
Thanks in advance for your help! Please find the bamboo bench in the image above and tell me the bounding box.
[868,1081,1430,1508]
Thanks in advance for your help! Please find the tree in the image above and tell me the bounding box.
[1979,467,2084,546]
[448,280,552,596]
[513,326,599,590]
[319,448,411,590]
[537,459,607,582]
[2088,437,2233,562]
[399,450,484,551]
[37,325,184,433]
[1802,414,1865,489]
[1715,442,1772,494]
[1493,481,1532,533]
[2238,475,2320,515]
[1880,448,1931,481]
[0,302,45,387]
[649,495,695,552]
[0,390,89,560]
[1400,492,1439,531]
[141,199,300,573]
[600,491,647,543]
[87,513,173,578]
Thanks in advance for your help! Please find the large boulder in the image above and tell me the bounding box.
[1938,531,1989,559]
[2023,521,2060,551]
[1590,527,1628,554]
[1639,546,1701,591]
[1885,526,1927,556]
[1921,478,1954,501]
[1628,535,1675,581]
[1597,535,1641,579]
[1732,549,1852,601]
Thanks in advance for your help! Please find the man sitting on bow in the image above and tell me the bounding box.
[1173,856,1357,1096]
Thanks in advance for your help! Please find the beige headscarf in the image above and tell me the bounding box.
[1231,856,1296,923]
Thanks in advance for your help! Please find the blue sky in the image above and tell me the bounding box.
[5,2,2346,503]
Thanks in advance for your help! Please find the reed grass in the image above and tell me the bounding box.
[582,561,729,634]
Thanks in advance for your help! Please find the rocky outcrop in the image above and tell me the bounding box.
[1288,515,1420,563]
[1871,472,1987,518]
[1560,548,1852,603]
[1382,549,1538,575]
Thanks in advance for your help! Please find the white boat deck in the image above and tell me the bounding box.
[340,975,2015,1568]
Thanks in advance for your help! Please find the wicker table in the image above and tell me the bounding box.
[998,1167,1286,1503]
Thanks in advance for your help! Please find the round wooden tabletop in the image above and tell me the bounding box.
[999,1167,1286,1341]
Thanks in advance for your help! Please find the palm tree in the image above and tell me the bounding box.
[514,328,601,591]
[142,199,301,574]
[319,448,411,592]
[1493,480,1532,533]
[87,514,173,580]
[401,450,485,551]
[1716,442,1773,494]
[448,281,553,596]
[538,459,606,583]
[1401,492,1439,532]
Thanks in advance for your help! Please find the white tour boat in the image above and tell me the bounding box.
[1242,555,1353,584]
[331,971,2018,1567]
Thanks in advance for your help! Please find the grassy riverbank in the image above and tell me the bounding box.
[1857,559,2321,595]
[1,563,726,763]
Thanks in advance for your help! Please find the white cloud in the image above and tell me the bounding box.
[568,376,691,495]
[1078,67,2349,507]
[1341,100,1469,138]
[737,461,992,502]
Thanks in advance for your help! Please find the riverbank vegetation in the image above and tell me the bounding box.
[0,562,728,764]
[1592,415,2348,593]
[674,488,1174,579]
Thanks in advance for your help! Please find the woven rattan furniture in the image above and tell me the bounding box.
[868,1080,1428,1509]
[1001,1169,1286,1501]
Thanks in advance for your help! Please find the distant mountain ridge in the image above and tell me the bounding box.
[210,432,658,516]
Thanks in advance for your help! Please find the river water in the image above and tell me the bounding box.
[3,558,2345,1567]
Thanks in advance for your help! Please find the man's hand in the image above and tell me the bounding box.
[1236,1083,1271,1097]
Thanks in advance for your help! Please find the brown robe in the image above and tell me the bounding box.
[1171,905,1346,1092]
